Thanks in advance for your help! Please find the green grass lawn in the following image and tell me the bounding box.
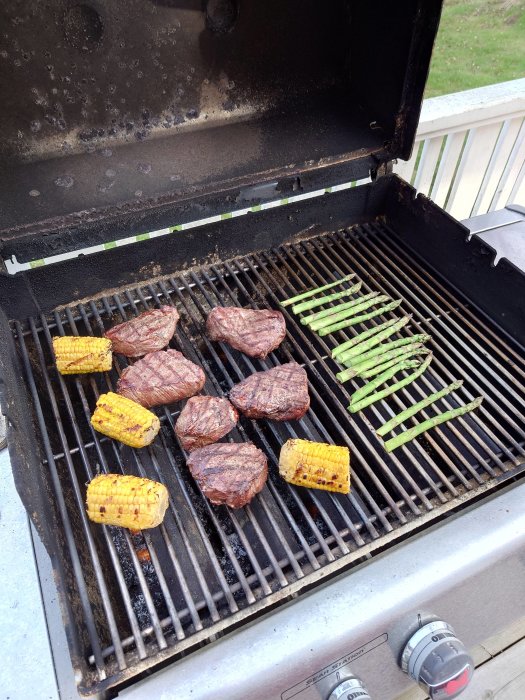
[425,0,525,97]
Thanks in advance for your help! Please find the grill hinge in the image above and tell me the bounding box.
[370,161,393,182]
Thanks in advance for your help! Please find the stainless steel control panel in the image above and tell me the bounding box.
[280,635,385,700]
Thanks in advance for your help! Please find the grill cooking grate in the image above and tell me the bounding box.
[12,221,525,692]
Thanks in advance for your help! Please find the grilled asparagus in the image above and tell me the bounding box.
[384,397,483,451]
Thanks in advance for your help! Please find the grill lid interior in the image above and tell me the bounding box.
[0,0,442,246]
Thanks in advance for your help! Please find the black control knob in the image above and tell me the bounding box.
[327,675,371,700]
[401,621,473,699]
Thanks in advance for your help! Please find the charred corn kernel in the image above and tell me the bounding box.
[91,392,160,448]
[86,474,169,529]
[53,336,112,374]
[279,439,350,494]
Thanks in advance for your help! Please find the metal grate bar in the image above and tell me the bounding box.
[220,260,371,547]
[307,237,501,481]
[202,262,355,548]
[118,287,258,604]
[347,229,521,468]
[38,313,146,662]
[340,227,525,460]
[88,297,217,629]
[361,227,525,427]
[261,248,435,511]
[138,285,271,603]
[132,285,293,592]
[15,321,109,678]
[179,270,340,563]
[376,222,525,379]
[242,249,462,500]
[324,233,521,468]
[109,291,249,609]
[173,273,334,562]
[90,300,232,619]
[207,263,354,556]
[160,279,323,572]
[54,308,168,653]
[60,305,170,649]
[254,249,416,523]
[287,242,459,501]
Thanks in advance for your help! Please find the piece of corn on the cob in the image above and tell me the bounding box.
[53,336,112,374]
[91,392,160,448]
[86,474,169,529]
[279,438,350,494]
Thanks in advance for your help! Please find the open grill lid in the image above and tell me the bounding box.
[0,0,442,259]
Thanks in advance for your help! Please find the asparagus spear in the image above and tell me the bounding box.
[351,359,422,403]
[301,289,376,325]
[383,397,483,452]
[359,349,426,379]
[377,380,464,437]
[342,333,431,366]
[337,343,428,382]
[280,274,356,307]
[318,300,402,336]
[293,281,363,314]
[331,318,399,358]
[320,300,402,337]
[338,315,412,360]
[348,354,433,412]
[309,294,390,331]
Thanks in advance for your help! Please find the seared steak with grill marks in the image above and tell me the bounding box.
[105,306,180,357]
[175,396,239,451]
[117,349,205,407]
[206,306,286,358]
[229,362,310,421]
[187,442,268,508]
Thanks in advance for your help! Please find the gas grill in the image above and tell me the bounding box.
[1,2,525,699]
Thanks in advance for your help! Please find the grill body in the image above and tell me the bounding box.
[1,176,524,695]
[2,1,525,696]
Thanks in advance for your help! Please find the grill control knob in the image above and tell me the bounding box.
[401,620,474,699]
[327,676,371,700]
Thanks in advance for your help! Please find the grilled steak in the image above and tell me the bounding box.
[105,306,180,357]
[187,442,268,508]
[229,362,310,421]
[117,349,205,407]
[206,306,286,358]
[175,396,239,452]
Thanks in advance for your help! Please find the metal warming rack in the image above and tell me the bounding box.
[12,217,525,692]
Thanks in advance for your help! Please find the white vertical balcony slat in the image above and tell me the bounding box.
[395,79,525,215]
[448,122,502,220]
[443,128,476,218]
[471,118,522,215]
[429,131,467,208]
[490,119,525,210]
[394,142,421,183]
[413,136,445,193]
[508,160,525,205]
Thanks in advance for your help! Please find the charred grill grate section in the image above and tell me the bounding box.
[12,221,525,692]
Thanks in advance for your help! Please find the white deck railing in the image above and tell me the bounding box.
[395,78,525,220]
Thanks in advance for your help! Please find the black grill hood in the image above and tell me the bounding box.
[0,0,442,259]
